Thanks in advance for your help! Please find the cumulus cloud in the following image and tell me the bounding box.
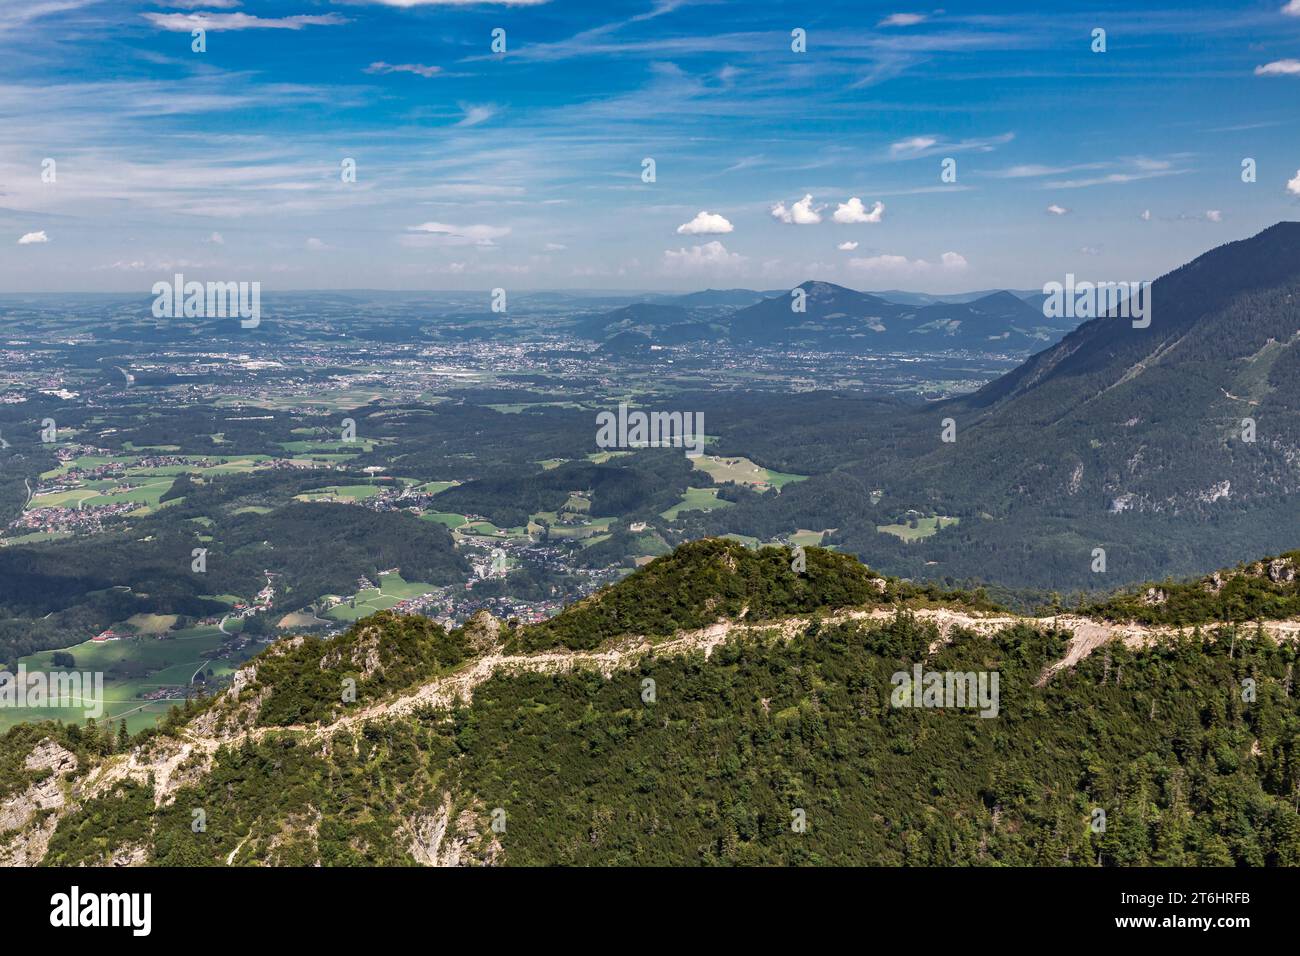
[848,250,967,278]
[143,12,347,31]
[837,241,859,251]
[1288,170,1300,195]
[18,231,48,244]
[1206,209,1223,222]
[832,198,884,224]
[878,13,926,26]
[770,194,822,224]
[1046,203,1069,216]
[208,231,225,244]
[1140,209,1151,221]
[405,221,510,246]
[1285,1,1300,16]
[662,240,745,275]
[306,237,328,250]
[1255,59,1300,75]
[676,210,734,235]
[365,61,442,78]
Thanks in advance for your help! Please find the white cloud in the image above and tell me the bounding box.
[361,0,549,5]
[365,61,442,78]
[676,210,734,235]
[889,133,1012,159]
[143,12,347,31]
[306,237,327,250]
[1140,209,1151,221]
[1255,59,1300,75]
[662,240,745,275]
[848,251,967,278]
[544,242,567,251]
[17,231,48,244]
[770,194,822,224]
[878,13,926,26]
[1046,203,1069,216]
[1206,209,1222,222]
[209,231,225,244]
[1288,170,1300,195]
[1284,1,1300,16]
[456,104,497,127]
[406,221,511,246]
[832,197,884,224]
[837,241,859,251]
[889,135,937,157]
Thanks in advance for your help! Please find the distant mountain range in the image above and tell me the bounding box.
[573,282,1071,353]
[698,222,1300,590]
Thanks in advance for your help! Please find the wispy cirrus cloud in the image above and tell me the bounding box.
[456,104,498,127]
[365,61,442,78]
[990,156,1190,190]
[361,0,550,6]
[1045,164,1188,189]
[888,132,1013,159]
[143,12,348,32]
[878,13,927,27]
[0,0,99,34]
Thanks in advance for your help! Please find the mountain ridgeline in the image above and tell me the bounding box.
[690,223,1300,591]
[3,539,1300,867]
[574,282,1069,352]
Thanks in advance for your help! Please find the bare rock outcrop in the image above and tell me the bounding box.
[462,611,503,655]
[1267,558,1296,584]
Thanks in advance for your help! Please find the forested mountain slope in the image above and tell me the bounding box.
[3,540,1300,867]
[701,223,1300,590]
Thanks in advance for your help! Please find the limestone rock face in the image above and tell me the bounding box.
[23,738,78,776]
[0,739,79,863]
[463,610,502,654]
[1141,587,1167,606]
[1267,558,1296,584]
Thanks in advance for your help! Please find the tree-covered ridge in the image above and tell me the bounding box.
[7,540,1300,867]
[26,611,1300,867]
[511,540,861,652]
[513,538,1004,654]
[453,618,1300,866]
[1091,551,1300,626]
[174,610,482,732]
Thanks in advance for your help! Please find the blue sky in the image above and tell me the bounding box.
[3,0,1300,292]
